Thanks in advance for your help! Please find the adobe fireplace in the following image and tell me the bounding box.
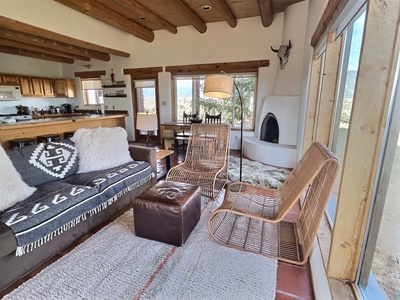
[260,113,279,143]
[243,95,300,168]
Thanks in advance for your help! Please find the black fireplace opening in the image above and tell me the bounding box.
[260,112,279,143]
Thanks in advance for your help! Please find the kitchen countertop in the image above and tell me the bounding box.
[0,114,128,129]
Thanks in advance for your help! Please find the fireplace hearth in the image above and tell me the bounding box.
[260,112,279,143]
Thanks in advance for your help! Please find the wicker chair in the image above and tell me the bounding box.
[166,123,231,200]
[208,142,339,265]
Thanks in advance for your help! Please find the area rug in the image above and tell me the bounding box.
[3,195,278,300]
[228,156,290,188]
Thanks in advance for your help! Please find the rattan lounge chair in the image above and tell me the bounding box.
[208,142,339,265]
[166,123,231,200]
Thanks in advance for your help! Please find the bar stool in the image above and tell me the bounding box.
[64,131,75,138]
[37,134,61,143]
[9,138,36,149]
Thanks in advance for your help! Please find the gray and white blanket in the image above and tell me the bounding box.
[0,161,154,256]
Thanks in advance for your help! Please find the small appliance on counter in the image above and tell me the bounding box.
[15,105,30,115]
[62,103,72,113]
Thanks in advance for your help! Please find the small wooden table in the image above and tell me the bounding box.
[156,149,174,179]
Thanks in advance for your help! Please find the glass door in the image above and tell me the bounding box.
[328,10,365,224]
[357,56,400,299]
[133,79,159,142]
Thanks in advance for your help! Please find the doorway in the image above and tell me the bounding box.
[132,79,160,142]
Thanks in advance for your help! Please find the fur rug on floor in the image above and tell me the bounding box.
[228,156,290,189]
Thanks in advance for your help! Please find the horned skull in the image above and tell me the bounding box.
[271,40,292,70]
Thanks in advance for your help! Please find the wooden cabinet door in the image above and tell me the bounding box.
[32,78,44,96]
[42,78,54,96]
[19,77,34,96]
[66,79,76,97]
[2,75,20,85]
[53,79,68,97]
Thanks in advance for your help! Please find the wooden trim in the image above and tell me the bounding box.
[123,67,163,79]
[327,0,400,281]
[314,33,342,146]
[303,55,323,153]
[166,60,269,75]
[74,70,106,78]
[310,0,349,48]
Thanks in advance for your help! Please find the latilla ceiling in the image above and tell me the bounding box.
[0,0,304,64]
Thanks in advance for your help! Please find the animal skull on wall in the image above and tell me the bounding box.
[271,40,292,70]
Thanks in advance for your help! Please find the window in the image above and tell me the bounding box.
[81,79,103,105]
[174,73,256,129]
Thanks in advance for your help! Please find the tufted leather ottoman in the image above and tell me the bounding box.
[133,180,201,246]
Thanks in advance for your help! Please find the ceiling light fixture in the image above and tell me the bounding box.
[202,5,212,11]
[139,16,146,20]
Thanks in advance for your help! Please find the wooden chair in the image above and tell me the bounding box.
[174,111,199,151]
[166,123,231,200]
[205,112,222,123]
[207,142,339,265]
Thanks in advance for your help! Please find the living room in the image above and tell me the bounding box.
[0,0,399,299]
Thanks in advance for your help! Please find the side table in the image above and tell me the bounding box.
[156,149,174,179]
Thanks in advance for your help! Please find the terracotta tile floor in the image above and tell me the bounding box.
[0,144,315,299]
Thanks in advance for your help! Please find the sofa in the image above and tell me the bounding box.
[0,127,157,291]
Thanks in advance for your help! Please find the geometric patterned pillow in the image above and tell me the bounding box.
[6,139,79,187]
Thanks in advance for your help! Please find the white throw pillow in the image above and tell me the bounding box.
[0,145,36,212]
[71,127,133,173]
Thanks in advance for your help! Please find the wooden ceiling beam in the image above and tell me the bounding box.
[0,45,74,64]
[114,0,178,34]
[311,0,349,48]
[256,0,273,27]
[165,0,207,33]
[0,16,129,58]
[0,29,106,61]
[0,38,90,61]
[210,0,237,28]
[55,0,155,42]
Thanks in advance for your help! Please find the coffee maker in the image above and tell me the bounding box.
[62,103,72,113]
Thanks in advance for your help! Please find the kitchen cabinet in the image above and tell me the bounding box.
[19,77,34,96]
[32,78,44,96]
[54,79,76,97]
[42,78,54,96]
[2,75,20,85]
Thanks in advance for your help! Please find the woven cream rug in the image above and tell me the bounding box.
[4,196,277,300]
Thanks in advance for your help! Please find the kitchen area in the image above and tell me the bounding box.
[0,75,128,149]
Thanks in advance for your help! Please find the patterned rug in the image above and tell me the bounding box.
[3,195,278,300]
[228,156,290,188]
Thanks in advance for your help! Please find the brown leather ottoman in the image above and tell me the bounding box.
[133,180,201,246]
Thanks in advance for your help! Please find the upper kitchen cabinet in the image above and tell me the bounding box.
[42,78,54,96]
[2,75,20,85]
[19,77,34,96]
[54,79,76,98]
[32,77,44,96]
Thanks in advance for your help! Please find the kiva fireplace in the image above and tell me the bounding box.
[243,96,300,168]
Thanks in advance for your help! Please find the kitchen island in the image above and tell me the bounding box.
[0,114,127,149]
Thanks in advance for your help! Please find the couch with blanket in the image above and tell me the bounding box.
[0,127,157,291]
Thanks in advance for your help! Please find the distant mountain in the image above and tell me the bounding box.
[344,70,357,99]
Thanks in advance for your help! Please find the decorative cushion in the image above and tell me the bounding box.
[6,139,79,187]
[0,145,36,212]
[71,127,133,173]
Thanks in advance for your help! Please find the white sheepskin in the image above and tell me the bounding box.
[71,127,133,173]
[0,145,36,211]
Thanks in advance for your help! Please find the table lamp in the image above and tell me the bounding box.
[136,112,158,147]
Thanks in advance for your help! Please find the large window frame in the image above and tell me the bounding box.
[173,73,257,130]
